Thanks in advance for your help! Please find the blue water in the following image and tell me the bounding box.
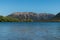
[0,22,60,40]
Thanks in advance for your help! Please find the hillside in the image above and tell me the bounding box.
[0,16,20,22]
[52,12,60,20]
[51,12,60,21]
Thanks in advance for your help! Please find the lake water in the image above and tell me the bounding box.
[0,22,60,40]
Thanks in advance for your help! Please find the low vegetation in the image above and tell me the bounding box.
[0,16,20,22]
[0,16,33,22]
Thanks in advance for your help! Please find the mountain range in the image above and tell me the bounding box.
[8,12,55,21]
[0,12,60,22]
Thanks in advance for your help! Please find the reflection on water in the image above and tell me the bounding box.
[0,22,60,40]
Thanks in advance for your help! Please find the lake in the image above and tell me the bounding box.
[0,22,60,40]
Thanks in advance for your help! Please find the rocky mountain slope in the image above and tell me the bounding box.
[8,12,55,21]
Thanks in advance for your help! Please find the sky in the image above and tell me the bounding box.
[0,0,60,16]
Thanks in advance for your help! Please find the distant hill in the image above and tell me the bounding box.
[53,12,60,19]
[51,12,60,21]
[8,12,55,21]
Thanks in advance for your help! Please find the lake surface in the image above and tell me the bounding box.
[0,22,60,40]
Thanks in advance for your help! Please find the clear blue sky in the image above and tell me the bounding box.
[0,0,60,16]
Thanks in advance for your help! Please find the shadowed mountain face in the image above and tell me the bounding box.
[8,12,55,21]
[52,12,60,20]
